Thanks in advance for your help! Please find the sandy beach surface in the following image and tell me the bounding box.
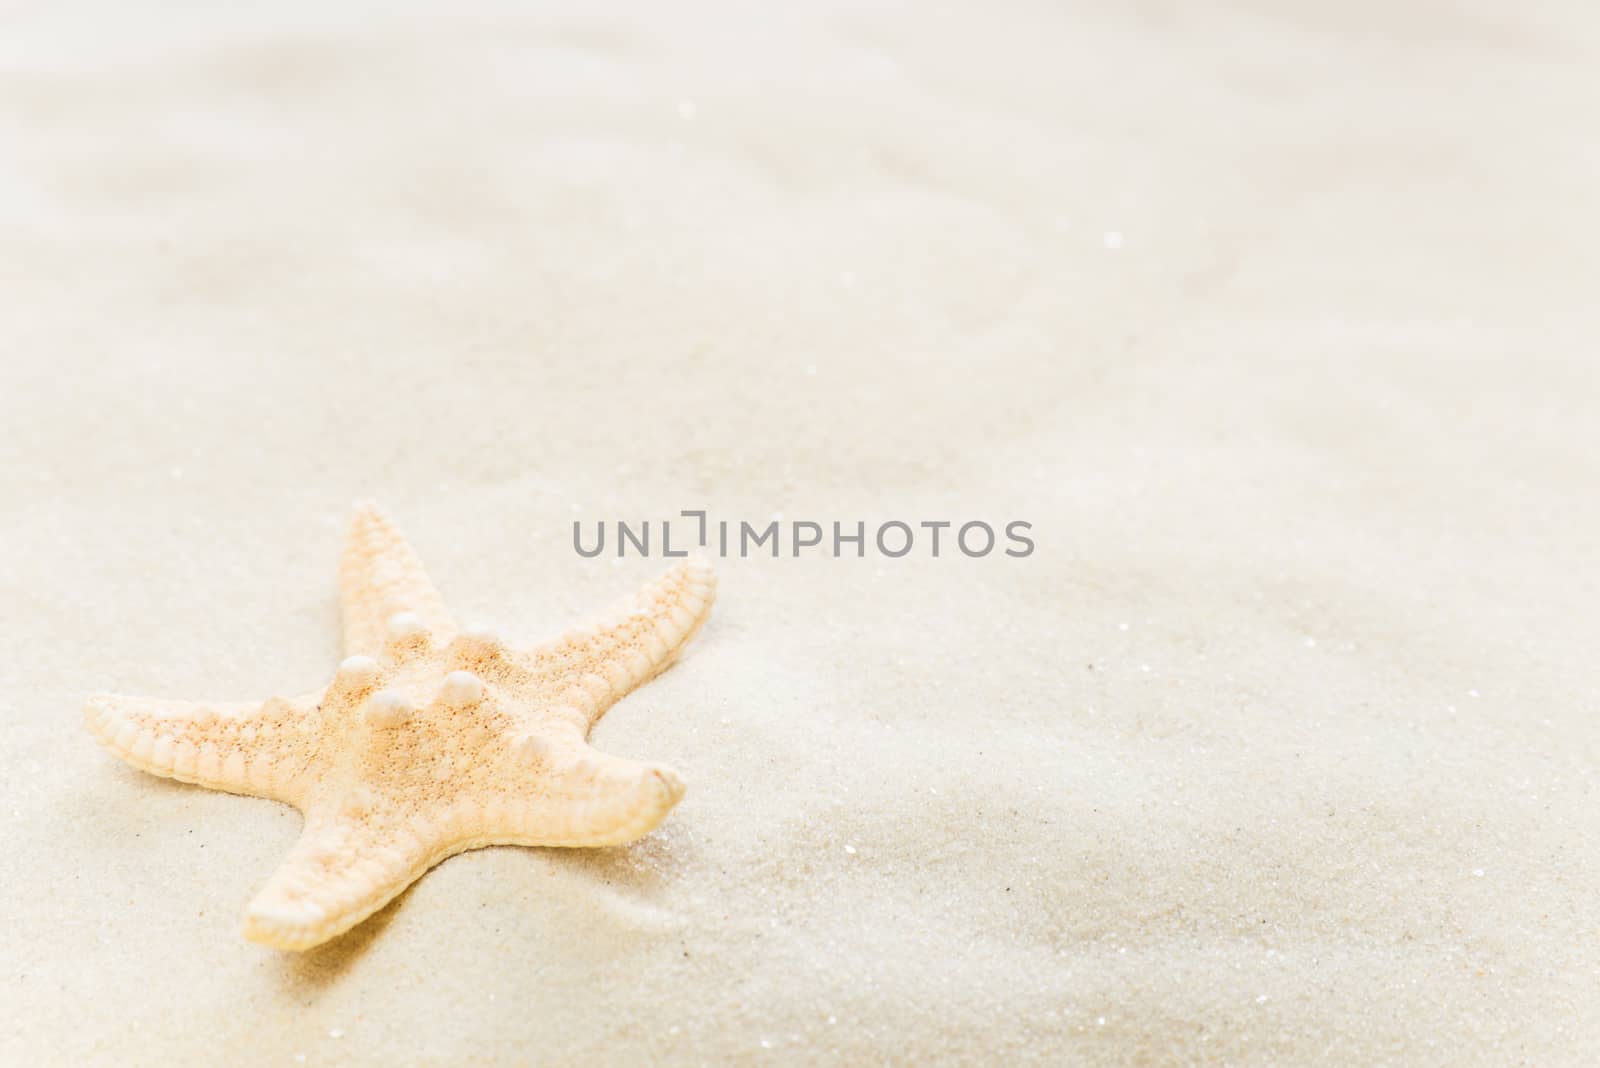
[3,1,1598,1063]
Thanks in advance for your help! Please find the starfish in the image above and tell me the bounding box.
[84,502,715,950]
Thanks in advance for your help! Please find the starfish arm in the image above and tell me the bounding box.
[242,810,435,950]
[340,500,457,657]
[83,692,323,805]
[477,740,686,847]
[526,559,716,724]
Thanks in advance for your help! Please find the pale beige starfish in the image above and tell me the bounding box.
[84,502,715,950]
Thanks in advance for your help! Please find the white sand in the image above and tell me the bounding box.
[3,2,1598,1063]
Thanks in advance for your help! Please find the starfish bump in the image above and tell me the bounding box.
[84,502,715,951]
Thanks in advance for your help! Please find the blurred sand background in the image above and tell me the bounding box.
[2,1,1599,1063]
